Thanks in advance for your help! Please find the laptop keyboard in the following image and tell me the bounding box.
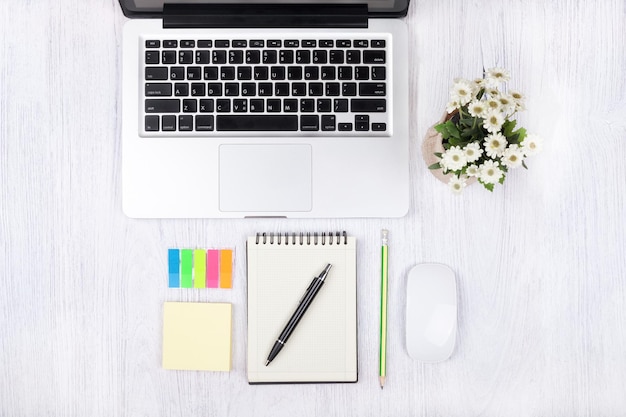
[141,36,390,136]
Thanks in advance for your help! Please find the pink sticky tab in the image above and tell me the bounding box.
[206,250,220,288]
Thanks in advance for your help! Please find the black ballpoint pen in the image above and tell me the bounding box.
[265,264,332,366]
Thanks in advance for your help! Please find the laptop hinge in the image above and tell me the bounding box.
[162,3,368,29]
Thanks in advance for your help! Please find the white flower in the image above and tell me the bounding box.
[501,144,525,168]
[467,100,487,118]
[497,94,517,116]
[441,146,467,172]
[485,87,501,97]
[463,142,483,163]
[448,175,467,194]
[446,96,461,113]
[485,67,511,86]
[483,110,505,133]
[485,98,501,112]
[484,132,507,158]
[522,134,543,156]
[451,79,474,105]
[466,164,480,177]
[479,160,504,184]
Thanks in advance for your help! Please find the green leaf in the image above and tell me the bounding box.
[444,121,461,139]
[484,183,495,192]
[428,162,442,170]
[522,160,528,170]
[448,137,461,146]
[434,152,443,158]
[502,119,517,137]
[499,174,506,184]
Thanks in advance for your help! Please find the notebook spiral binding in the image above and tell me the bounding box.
[255,231,348,245]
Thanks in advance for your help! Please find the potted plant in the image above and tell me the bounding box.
[424,68,543,194]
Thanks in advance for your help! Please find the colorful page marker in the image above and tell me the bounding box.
[162,302,232,371]
[168,248,233,289]
[180,249,194,288]
[207,250,220,288]
[193,249,207,288]
[168,249,180,288]
[219,250,233,289]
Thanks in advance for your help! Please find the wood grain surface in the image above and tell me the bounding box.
[1,0,625,415]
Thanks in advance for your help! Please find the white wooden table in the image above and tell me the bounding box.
[2,0,626,415]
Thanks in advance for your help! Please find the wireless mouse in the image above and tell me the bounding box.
[405,263,457,362]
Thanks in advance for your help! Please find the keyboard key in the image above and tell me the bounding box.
[145,115,159,131]
[266,99,281,112]
[313,50,327,64]
[346,50,361,64]
[372,40,386,48]
[250,99,264,112]
[179,115,193,131]
[229,50,244,64]
[145,83,172,96]
[181,40,195,48]
[207,83,222,96]
[198,40,213,48]
[292,83,306,96]
[250,40,265,48]
[300,115,319,131]
[204,67,218,80]
[187,67,202,80]
[354,40,368,48]
[170,67,184,80]
[270,66,285,80]
[238,66,252,80]
[212,50,227,64]
[224,83,239,96]
[287,66,303,80]
[337,40,351,47]
[329,50,344,64]
[258,83,272,96]
[363,50,386,64]
[319,40,334,48]
[285,40,300,47]
[342,82,357,96]
[267,40,281,47]
[146,40,160,48]
[145,67,168,80]
[304,66,319,80]
[263,50,277,64]
[233,40,247,48]
[246,50,261,64]
[300,99,315,112]
[355,66,369,80]
[233,99,247,112]
[280,50,294,64]
[196,115,214,131]
[216,115,298,131]
[359,82,386,96]
[196,51,210,64]
[179,50,193,64]
[355,115,369,131]
[220,66,236,80]
[326,82,340,96]
[284,99,298,112]
[317,99,332,112]
[241,83,256,96]
[215,40,230,48]
[145,51,159,64]
[163,40,177,48]
[199,99,214,112]
[308,83,324,96]
[334,99,348,112]
[275,83,290,96]
[372,66,386,80]
[321,66,336,80]
[216,99,230,112]
[351,99,386,112]
[338,66,352,80]
[162,51,176,64]
[162,115,176,131]
[338,122,353,131]
[321,115,336,131]
[145,99,180,113]
[372,122,387,131]
[254,66,269,80]
[182,99,197,113]
[174,83,189,96]
[296,50,311,64]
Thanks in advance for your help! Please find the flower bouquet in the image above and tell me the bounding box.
[427,68,542,193]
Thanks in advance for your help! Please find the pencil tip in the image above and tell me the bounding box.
[265,360,270,366]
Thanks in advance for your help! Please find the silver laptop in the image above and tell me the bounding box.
[120,0,410,218]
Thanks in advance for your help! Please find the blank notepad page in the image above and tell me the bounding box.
[246,233,357,383]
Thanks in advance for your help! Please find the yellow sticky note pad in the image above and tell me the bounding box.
[162,302,232,371]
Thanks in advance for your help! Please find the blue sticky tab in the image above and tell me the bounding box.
[168,249,180,288]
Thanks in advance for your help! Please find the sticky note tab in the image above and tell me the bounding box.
[206,250,219,288]
[219,249,233,288]
[180,249,193,288]
[162,302,232,371]
[193,249,206,288]
[168,249,180,288]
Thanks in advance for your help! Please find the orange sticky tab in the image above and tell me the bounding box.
[219,250,233,288]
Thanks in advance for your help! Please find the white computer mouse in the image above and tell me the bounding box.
[406,263,457,362]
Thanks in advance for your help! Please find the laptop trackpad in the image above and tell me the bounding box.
[219,144,312,212]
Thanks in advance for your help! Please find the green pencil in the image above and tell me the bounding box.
[379,229,389,389]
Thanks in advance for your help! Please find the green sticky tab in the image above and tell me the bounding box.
[181,249,193,288]
[193,249,206,288]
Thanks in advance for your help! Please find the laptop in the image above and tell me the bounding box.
[119,0,411,218]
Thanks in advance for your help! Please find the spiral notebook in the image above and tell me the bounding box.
[246,232,357,384]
